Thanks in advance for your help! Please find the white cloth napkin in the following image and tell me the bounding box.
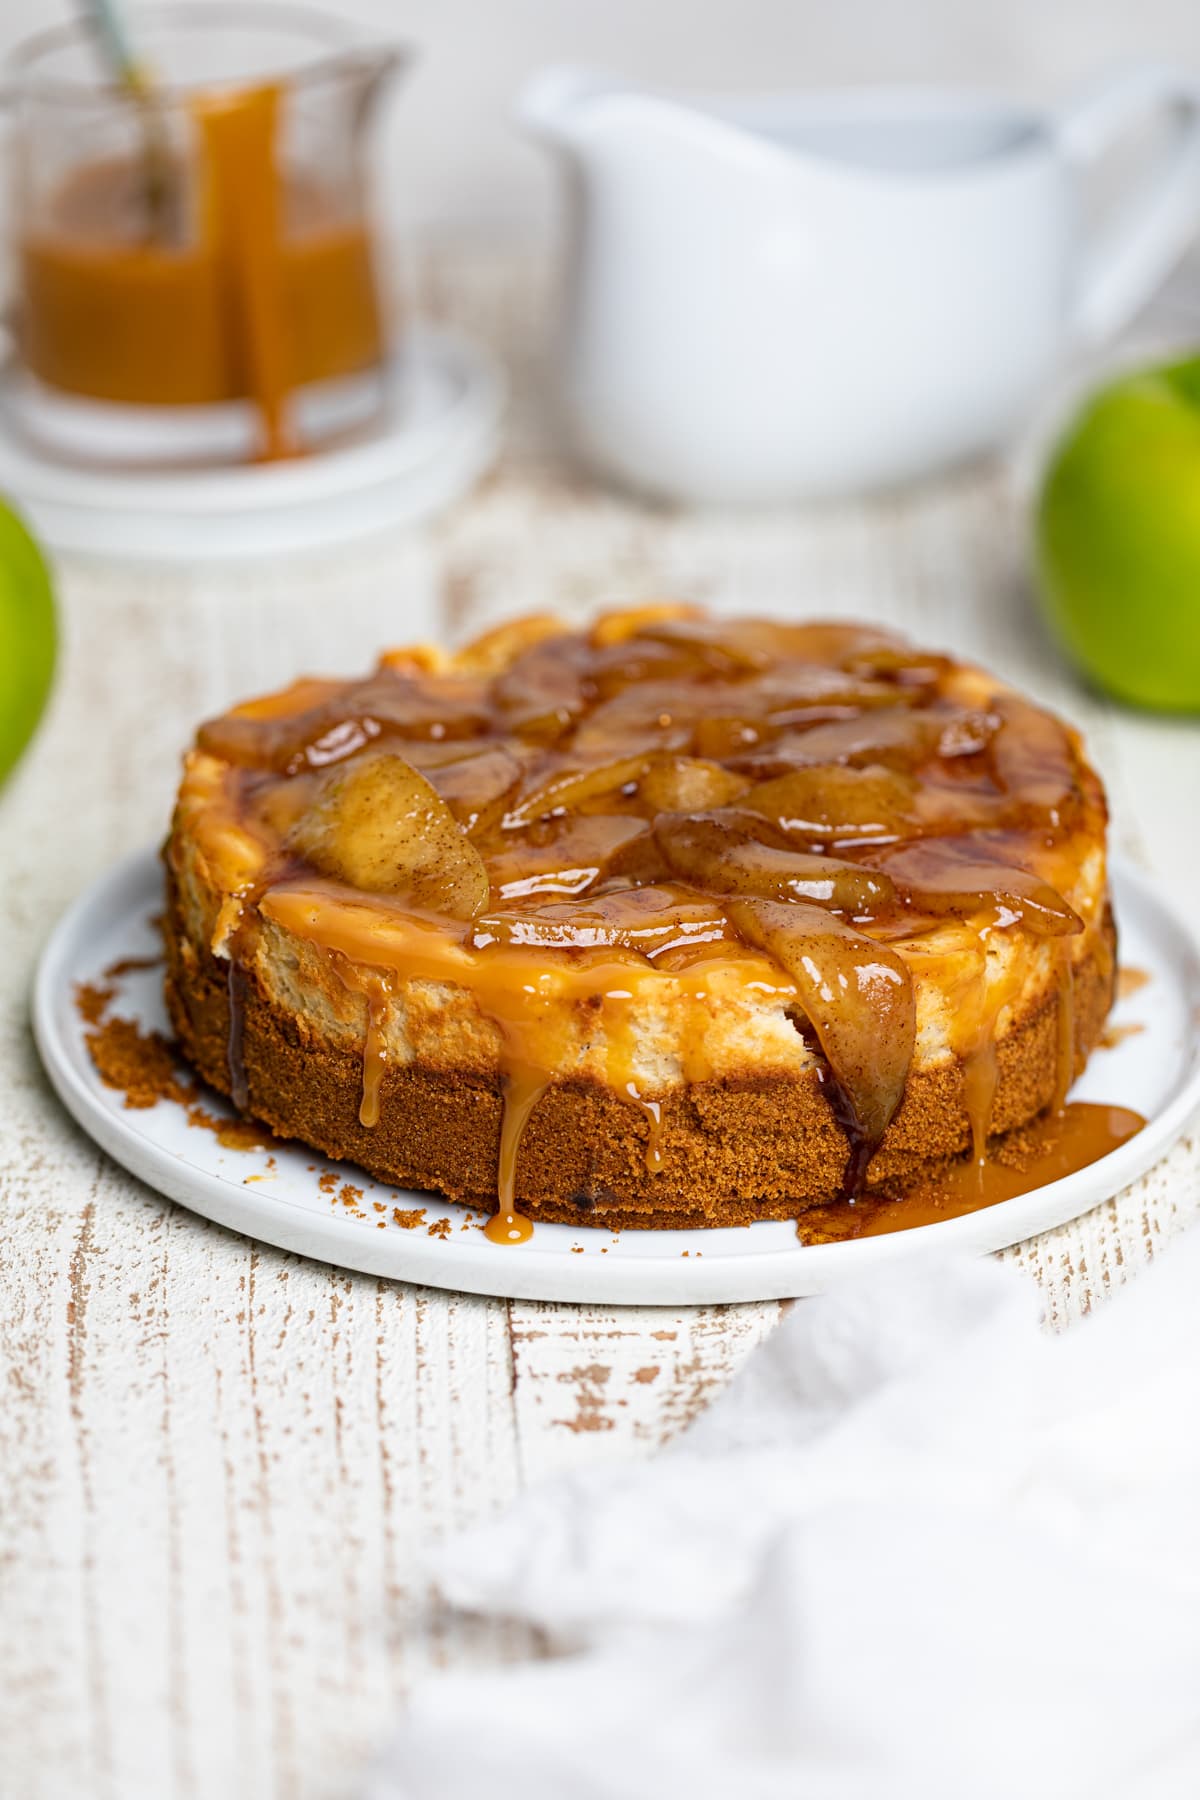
[367,1238,1200,1800]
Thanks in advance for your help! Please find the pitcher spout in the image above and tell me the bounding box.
[517,64,804,175]
[516,65,627,146]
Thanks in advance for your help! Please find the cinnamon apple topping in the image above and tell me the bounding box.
[187,607,1106,1217]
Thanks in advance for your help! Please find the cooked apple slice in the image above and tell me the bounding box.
[601,827,674,886]
[503,755,654,829]
[289,750,490,920]
[453,614,570,675]
[409,742,526,837]
[640,617,908,672]
[488,816,651,899]
[747,760,1004,841]
[571,682,704,757]
[198,678,350,769]
[725,897,915,1193]
[637,756,749,814]
[746,764,923,843]
[988,696,1082,829]
[589,636,746,695]
[472,885,730,957]
[199,671,491,774]
[728,706,998,776]
[755,665,911,722]
[654,811,895,913]
[590,601,705,648]
[870,837,1083,935]
[842,644,954,687]
[690,712,771,761]
[492,635,589,741]
[588,616,786,686]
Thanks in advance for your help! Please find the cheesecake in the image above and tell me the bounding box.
[163,606,1115,1233]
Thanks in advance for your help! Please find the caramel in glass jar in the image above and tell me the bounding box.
[18,83,385,460]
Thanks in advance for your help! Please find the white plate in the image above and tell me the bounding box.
[32,849,1200,1303]
[0,326,505,563]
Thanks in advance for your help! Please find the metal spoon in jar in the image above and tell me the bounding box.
[83,0,173,239]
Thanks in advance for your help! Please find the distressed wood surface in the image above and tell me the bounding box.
[3,248,1200,1800]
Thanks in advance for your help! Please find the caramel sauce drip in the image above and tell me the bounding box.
[1117,965,1151,1001]
[954,921,1023,1193]
[226,960,249,1112]
[1052,940,1077,1115]
[961,1035,999,1174]
[18,87,384,460]
[189,610,1111,1235]
[215,874,277,1112]
[359,981,392,1130]
[631,1093,667,1175]
[798,1103,1145,1243]
[484,1064,543,1245]
[195,85,294,461]
[328,953,395,1128]
[938,903,1085,1214]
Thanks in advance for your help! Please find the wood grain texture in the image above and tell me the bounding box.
[2,245,1200,1800]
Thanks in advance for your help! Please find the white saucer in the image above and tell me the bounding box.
[32,850,1200,1304]
[0,325,505,562]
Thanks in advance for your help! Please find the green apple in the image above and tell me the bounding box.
[1035,357,1200,711]
[0,500,55,785]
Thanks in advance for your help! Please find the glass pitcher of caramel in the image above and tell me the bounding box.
[3,5,407,466]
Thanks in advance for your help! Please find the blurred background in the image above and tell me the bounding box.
[4,0,1200,242]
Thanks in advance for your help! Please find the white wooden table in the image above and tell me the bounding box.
[3,250,1200,1800]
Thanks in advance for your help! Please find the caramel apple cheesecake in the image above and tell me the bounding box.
[164,606,1115,1236]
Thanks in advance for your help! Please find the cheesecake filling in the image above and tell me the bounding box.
[171,607,1116,1233]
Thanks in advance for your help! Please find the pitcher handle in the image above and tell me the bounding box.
[1056,63,1200,344]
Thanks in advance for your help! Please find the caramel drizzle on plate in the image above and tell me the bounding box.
[183,607,1129,1240]
[797,1101,1145,1243]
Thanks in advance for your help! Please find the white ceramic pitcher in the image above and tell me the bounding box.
[520,65,1200,503]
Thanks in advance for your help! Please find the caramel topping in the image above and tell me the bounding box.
[180,608,1107,1223]
[798,1103,1144,1242]
[1099,1020,1145,1050]
[1117,966,1151,1001]
[330,954,394,1128]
